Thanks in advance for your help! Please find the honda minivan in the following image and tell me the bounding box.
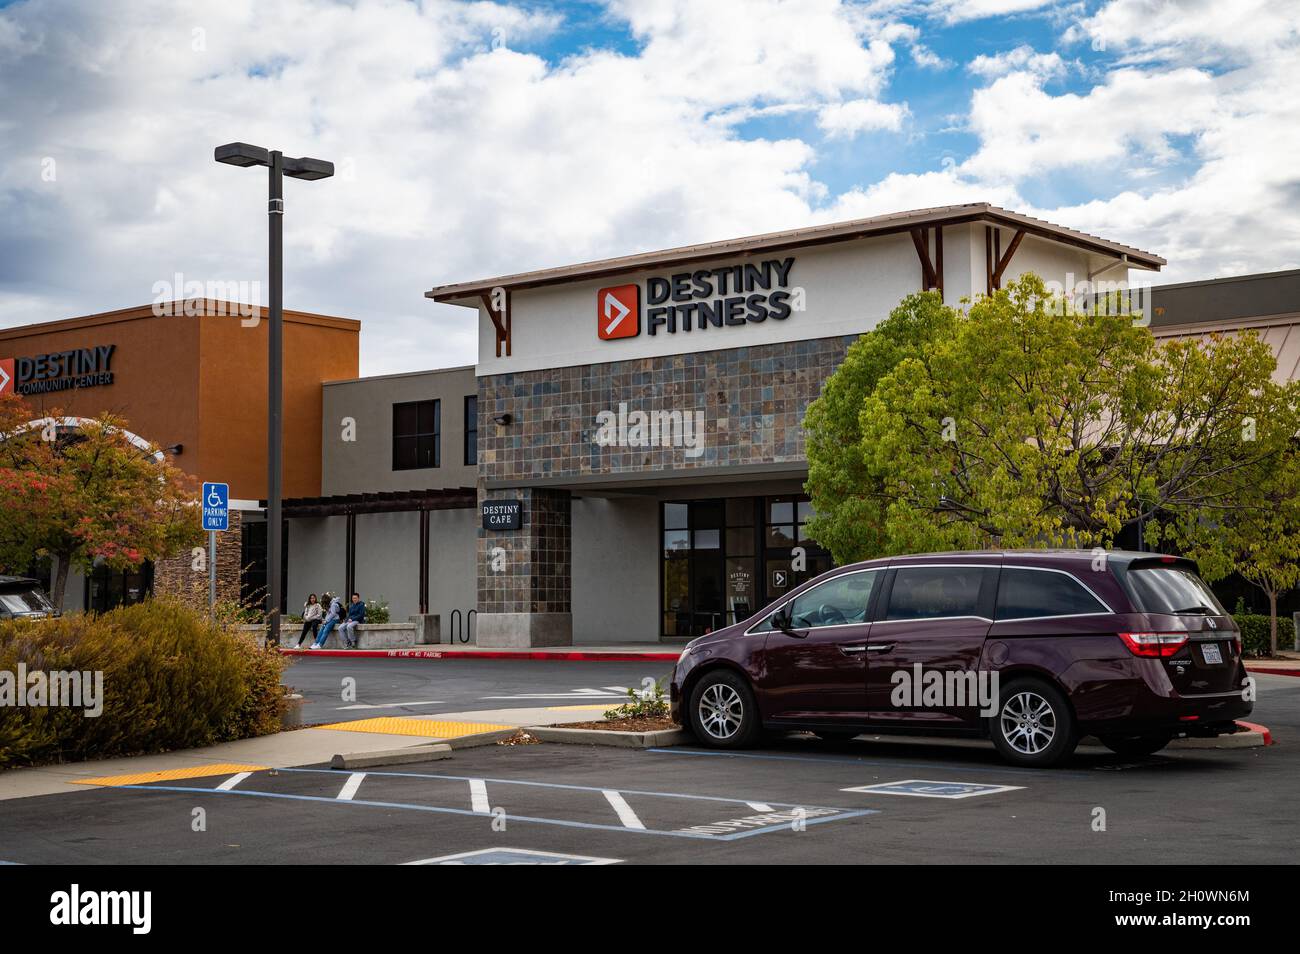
[670,550,1252,767]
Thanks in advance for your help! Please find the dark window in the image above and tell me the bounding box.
[464,395,478,466]
[1127,566,1225,615]
[885,566,987,621]
[393,399,440,470]
[996,568,1107,620]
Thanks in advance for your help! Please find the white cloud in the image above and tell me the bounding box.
[817,98,910,138]
[968,44,1066,79]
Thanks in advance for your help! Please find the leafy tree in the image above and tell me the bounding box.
[0,393,201,608]
[805,275,1300,576]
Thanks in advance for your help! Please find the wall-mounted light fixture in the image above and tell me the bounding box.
[493,413,513,426]
[164,443,184,455]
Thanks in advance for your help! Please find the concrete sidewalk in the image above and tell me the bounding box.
[0,703,602,802]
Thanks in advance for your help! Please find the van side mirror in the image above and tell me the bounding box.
[772,608,795,633]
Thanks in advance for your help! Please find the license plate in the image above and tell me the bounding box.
[1201,643,1223,665]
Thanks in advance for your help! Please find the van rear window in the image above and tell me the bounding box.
[1126,566,1225,616]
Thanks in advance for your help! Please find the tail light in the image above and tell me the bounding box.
[1118,632,1188,658]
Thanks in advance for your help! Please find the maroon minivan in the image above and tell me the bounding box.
[670,550,1253,767]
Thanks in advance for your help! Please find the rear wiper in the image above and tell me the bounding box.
[1170,605,1216,615]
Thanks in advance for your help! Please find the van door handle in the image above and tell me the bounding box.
[865,643,894,653]
[840,645,867,655]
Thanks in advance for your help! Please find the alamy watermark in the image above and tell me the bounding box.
[1042,273,1153,325]
[1,665,103,717]
[151,273,262,325]
[890,664,999,717]
[594,402,705,458]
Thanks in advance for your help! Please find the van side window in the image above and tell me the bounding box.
[884,566,986,621]
[768,571,878,630]
[995,568,1107,620]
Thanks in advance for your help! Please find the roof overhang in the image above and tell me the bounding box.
[427,203,1165,305]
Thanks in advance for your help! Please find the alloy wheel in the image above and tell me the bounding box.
[697,682,744,740]
[999,690,1057,755]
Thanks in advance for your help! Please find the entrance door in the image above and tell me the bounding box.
[760,568,881,725]
[865,564,997,729]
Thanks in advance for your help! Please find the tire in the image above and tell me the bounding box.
[1098,733,1172,757]
[687,669,761,748]
[988,677,1077,768]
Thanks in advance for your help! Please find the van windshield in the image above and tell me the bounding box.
[1127,566,1225,616]
[0,589,53,615]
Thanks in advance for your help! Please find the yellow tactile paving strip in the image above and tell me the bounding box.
[71,763,268,787]
[311,717,511,738]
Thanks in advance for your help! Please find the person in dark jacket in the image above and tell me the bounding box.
[337,592,366,649]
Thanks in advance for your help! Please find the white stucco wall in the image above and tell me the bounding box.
[571,496,660,643]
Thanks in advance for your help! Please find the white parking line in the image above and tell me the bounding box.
[216,772,252,791]
[470,778,490,814]
[337,773,367,801]
[746,802,774,812]
[603,790,646,830]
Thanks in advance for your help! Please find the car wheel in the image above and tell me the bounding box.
[988,678,1077,768]
[687,670,760,748]
[1098,733,1172,757]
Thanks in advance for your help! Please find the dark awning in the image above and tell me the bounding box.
[263,487,476,518]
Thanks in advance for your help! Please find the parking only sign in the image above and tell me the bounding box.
[202,482,229,531]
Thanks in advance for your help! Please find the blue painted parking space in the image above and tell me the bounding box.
[841,779,1024,799]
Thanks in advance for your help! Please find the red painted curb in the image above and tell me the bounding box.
[1245,665,1300,677]
[1235,720,1274,745]
[278,648,681,662]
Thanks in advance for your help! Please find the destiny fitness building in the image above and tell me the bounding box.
[297,203,1171,647]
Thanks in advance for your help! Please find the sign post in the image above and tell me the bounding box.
[202,482,230,619]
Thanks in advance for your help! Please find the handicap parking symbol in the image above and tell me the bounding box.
[405,848,619,865]
[841,779,1024,799]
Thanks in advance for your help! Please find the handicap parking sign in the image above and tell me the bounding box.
[405,848,619,865]
[202,482,229,532]
[841,779,1024,799]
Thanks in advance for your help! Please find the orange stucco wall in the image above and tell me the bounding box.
[0,302,359,499]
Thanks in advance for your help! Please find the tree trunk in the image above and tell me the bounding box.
[51,553,71,612]
[1269,589,1279,657]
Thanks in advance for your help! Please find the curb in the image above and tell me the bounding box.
[524,725,692,748]
[1166,720,1272,750]
[442,728,520,749]
[279,648,681,662]
[330,743,451,770]
[1245,665,1300,678]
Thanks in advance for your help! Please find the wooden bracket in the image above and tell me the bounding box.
[910,227,938,291]
[990,228,1026,291]
[479,289,511,357]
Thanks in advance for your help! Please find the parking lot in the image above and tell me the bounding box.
[2,671,1296,865]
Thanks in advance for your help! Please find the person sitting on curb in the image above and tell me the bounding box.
[337,592,366,649]
[312,592,343,649]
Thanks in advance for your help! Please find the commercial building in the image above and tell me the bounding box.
[5,204,1297,640]
[0,302,358,611]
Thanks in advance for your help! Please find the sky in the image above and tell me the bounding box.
[0,0,1297,375]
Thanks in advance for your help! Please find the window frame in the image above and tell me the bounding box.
[392,398,441,471]
[463,394,478,466]
[745,567,882,636]
[875,563,999,625]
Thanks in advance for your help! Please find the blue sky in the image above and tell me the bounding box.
[0,0,1296,373]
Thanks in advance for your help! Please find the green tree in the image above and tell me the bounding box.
[0,393,200,608]
[805,274,1299,570]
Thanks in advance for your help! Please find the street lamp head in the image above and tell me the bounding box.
[283,156,334,180]
[214,142,271,167]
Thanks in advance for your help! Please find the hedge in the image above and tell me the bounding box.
[1231,613,1296,657]
[0,599,288,769]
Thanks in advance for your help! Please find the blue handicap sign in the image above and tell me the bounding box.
[202,482,229,532]
[842,779,1023,799]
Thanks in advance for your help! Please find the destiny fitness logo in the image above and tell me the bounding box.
[891,664,999,717]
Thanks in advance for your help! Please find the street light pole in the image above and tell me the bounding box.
[267,150,284,647]
[215,142,333,648]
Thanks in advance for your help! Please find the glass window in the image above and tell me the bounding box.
[464,395,478,466]
[1127,565,1225,615]
[766,525,795,547]
[996,568,1107,620]
[663,529,690,555]
[726,497,754,526]
[393,399,440,470]
[769,499,795,523]
[663,503,689,529]
[725,527,754,556]
[773,571,878,630]
[693,529,720,549]
[885,566,987,621]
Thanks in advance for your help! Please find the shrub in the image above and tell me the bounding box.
[0,598,288,768]
[604,679,669,721]
[365,598,390,624]
[1232,613,1296,657]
